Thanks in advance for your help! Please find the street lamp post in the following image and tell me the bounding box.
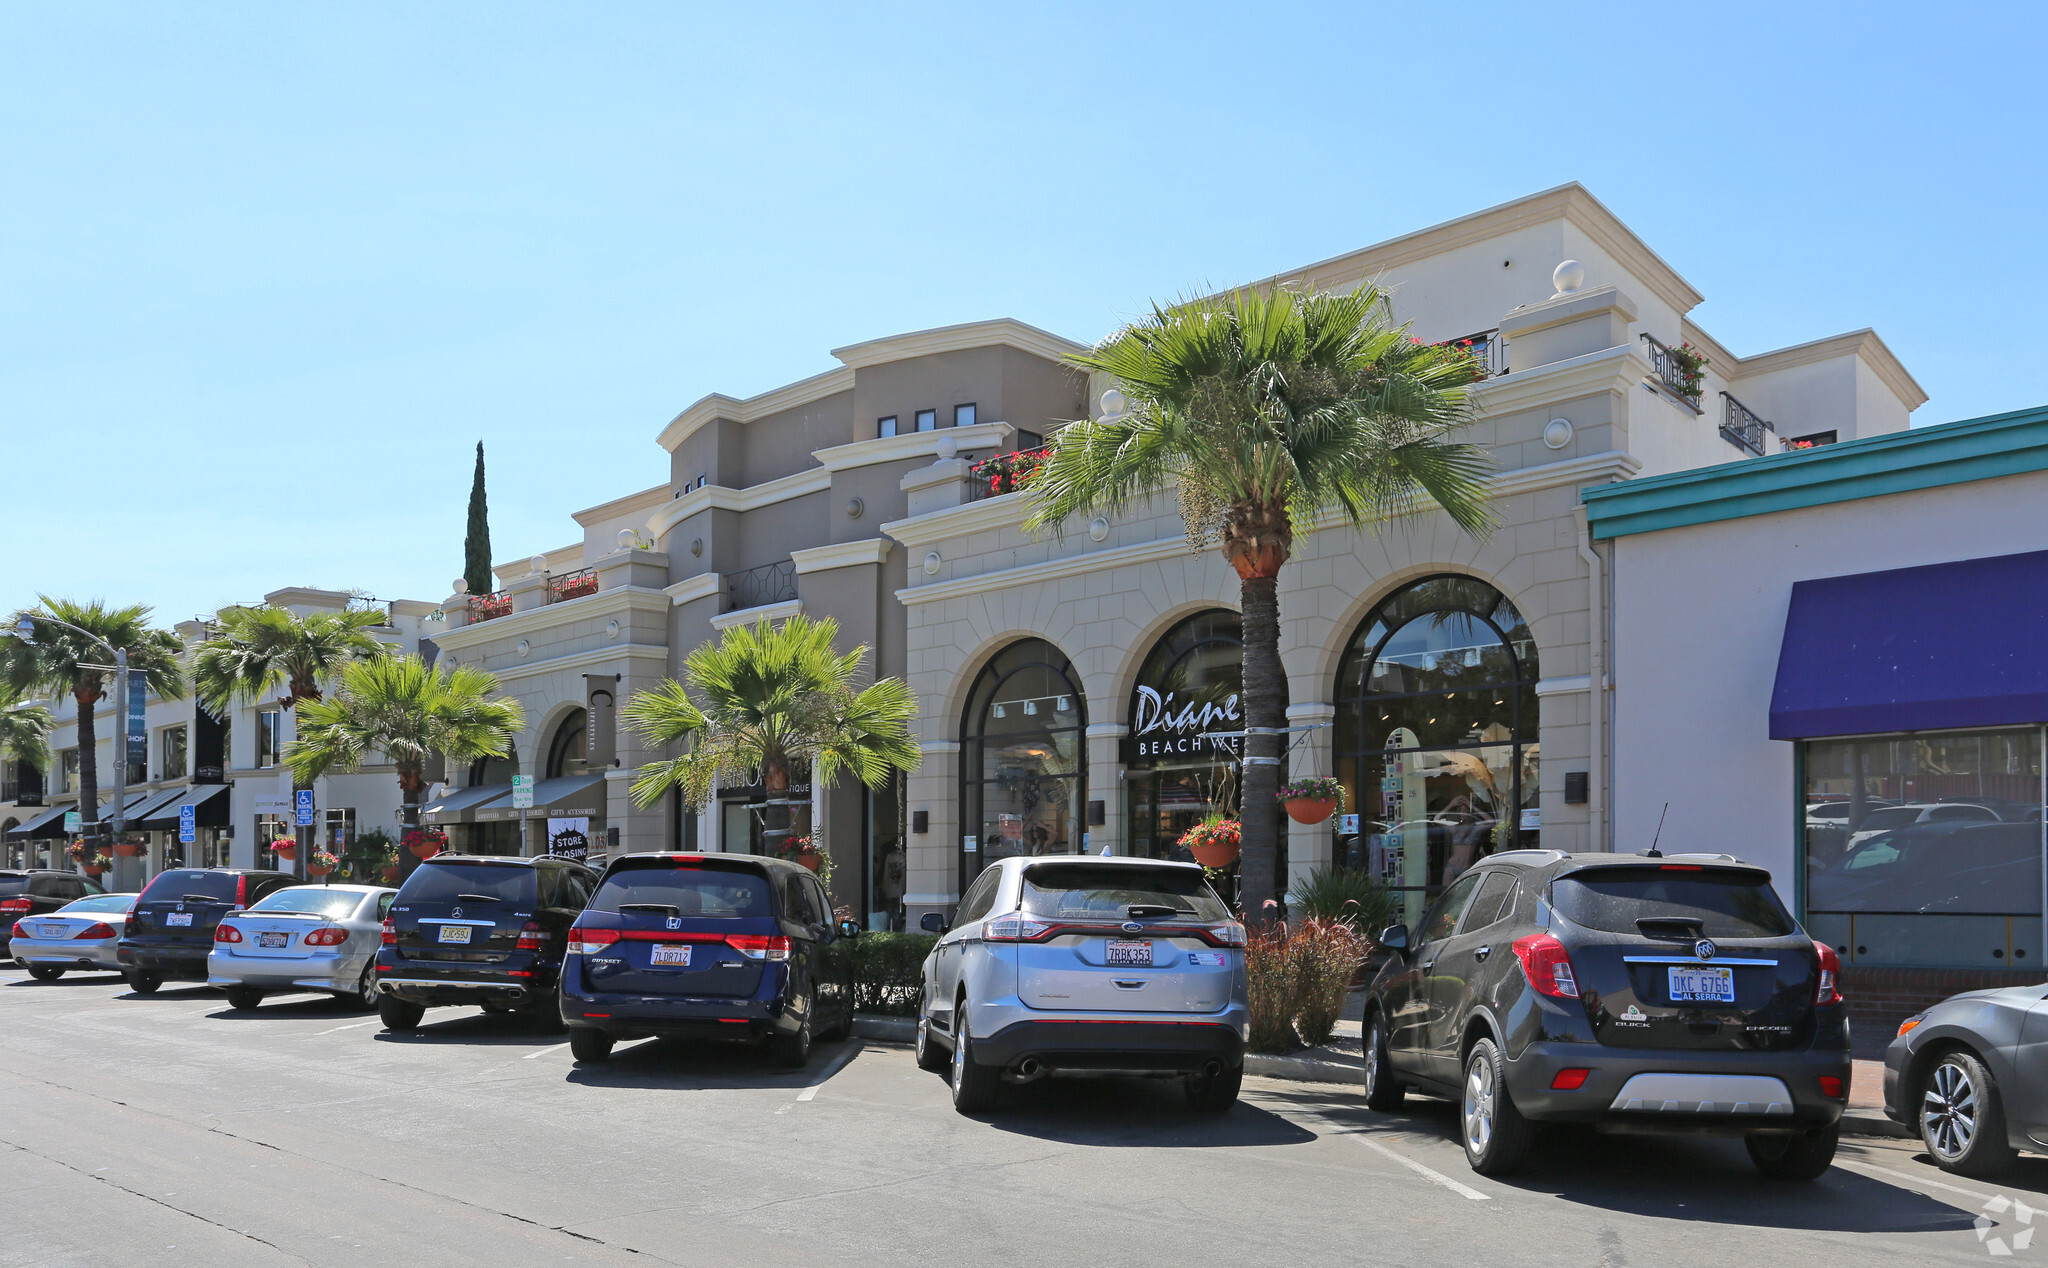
[10,616,134,873]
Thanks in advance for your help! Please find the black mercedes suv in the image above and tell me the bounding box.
[118,868,298,992]
[1360,850,1849,1179]
[375,854,598,1031]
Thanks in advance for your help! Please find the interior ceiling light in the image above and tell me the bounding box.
[1024,700,1038,715]
[993,703,1007,719]
[1056,696,1071,712]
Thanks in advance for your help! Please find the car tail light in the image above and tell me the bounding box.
[304,926,349,947]
[125,912,139,935]
[726,933,791,961]
[1897,1013,1925,1039]
[76,922,116,940]
[1511,934,1580,999]
[1814,940,1843,1006]
[9,920,25,939]
[516,921,547,951]
[0,898,31,917]
[1818,1075,1846,1099]
[1552,1068,1591,1090]
[214,924,243,944]
[380,918,396,946]
[568,927,621,956]
[981,914,1055,943]
[1202,922,1248,948]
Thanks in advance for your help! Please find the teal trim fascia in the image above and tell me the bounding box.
[1582,403,2048,540]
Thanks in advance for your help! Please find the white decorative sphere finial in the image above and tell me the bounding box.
[617,528,636,551]
[1552,260,1586,295]
[935,435,959,461]
[1100,387,1126,419]
[527,554,548,576]
[451,579,469,595]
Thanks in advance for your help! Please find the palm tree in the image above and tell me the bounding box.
[3,599,186,836]
[624,615,919,865]
[0,687,54,776]
[193,605,388,875]
[284,655,524,847]
[1026,285,1496,917]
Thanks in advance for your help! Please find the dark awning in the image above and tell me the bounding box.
[121,787,193,825]
[420,782,512,825]
[135,783,231,830]
[473,774,607,823]
[5,804,70,840]
[1771,548,2048,740]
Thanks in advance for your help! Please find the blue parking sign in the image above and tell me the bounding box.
[178,804,195,844]
[295,789,315,827]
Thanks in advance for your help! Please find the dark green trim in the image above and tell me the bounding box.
[1582,404,2048,539]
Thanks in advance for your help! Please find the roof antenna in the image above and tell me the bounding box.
[1645,803,1669,858]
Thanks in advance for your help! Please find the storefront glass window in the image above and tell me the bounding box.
[1123,611,1266,875]
[161,725,187,781]
[960,639,1085,891]
[547,709,588,779]
[865,772,906,931]
[1802,726,2044,969]
[1333,575,1539,928]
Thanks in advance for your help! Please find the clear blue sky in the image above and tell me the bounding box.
[4,2,2042,623]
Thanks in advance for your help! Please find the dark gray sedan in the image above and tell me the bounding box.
[1884,983,2048,1175]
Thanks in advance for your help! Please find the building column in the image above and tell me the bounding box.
[1283,702,1338,900]
[1085,724,1126,856]
[905,739,959,927]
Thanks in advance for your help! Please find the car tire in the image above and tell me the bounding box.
[1362,1012,1406,1112]
[1747,1124,1840,1181]
[224,987,263,1011]
[1460,1038,1534,1175]
[347,964,378,1011]
[915,991,949,1073]
[378,996,425,1032]
[568,1027,614,1064]
[125,971,161,995]
[950,1004,1000,1114]
[1184,1064,1243,1112]
[1919,1050,2017,1177]
[772,1014,813,1069]
[27,966,64,982]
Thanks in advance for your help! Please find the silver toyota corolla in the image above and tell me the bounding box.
[207,883,396,1011]
[914,855,1249,1114]
[8,893,138,979]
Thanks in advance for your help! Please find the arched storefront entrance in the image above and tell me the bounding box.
[1124,610,1245,862]
[546,708,588,779]
[959,640,1086,892]
[1333,575,1539,926]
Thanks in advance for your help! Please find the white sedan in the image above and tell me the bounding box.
[207,884,396,1011]
[8,893,138,979]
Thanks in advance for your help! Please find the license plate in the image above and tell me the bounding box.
[1669,965,1735,1003]
[41,925,66,938]
[166,913,193,927]
[437,924,473,944]
[1106,939,1153,967]
[650,944,693,967]
[258,931,289,949]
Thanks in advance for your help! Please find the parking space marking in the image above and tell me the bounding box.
[795,1041,864,1101]
[309,1020,379,1037]
[1842,1159,1996,1205]
[1298,1113,1490,1200]
[523,1042,571,1060]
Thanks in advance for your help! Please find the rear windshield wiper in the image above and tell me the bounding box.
[1126,904,1196,919]
[618,903,681,917]
[455,894,502,903]
[1636,916,1705,936]
[182,894,226,903]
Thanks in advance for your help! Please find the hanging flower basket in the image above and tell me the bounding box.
[112,841,145,858]
[82,862,106,878]
[1179,819,1242,869]
[1277,777,1344,825]
[403,827,447,861]
[380,865,403,884]
[306,849,339,878]
[776,836,823,872]
[270,838,298,861]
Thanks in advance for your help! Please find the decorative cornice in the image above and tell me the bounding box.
[792,538,892,574]
[811,421,1015,472]
[1467,341,1647,419]
[919,740,962,754]
[491,643,670,681]
[881,487,1048,549]
[664,572,722,607]
[430,586,671,651]
[656,366,856,454]
[648,466,833,540]
[1534,675,1593,696]
[1084,724,1129,739]
[709,599,802,631]
[571,483,672,529]
[830,318,1089,370]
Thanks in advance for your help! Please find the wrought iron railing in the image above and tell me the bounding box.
[1718,392,1774,456]
[969,446,1052,501]
[725,560,798,613]
[1639,333,1703,409]
[545,568,598,604]
[1444,329,1508,378]
[467,592,512,623]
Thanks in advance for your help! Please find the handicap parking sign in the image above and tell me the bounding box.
[295,789,315,826]
[178,804,196,844]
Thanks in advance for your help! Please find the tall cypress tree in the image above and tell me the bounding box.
[463,441,493,596]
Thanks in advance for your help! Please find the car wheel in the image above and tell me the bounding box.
[1184,1064,1243,1112]
[950,1002,1000,1114]
[125,971,161,995]
[27,966,64,982]
[1747,1124,1840,1181]
[224,987,263,1011]
[915,990,949,1073]
[1362,1012,1406,1112]
[568,1027,614,1064]
[1920,1050,2017,1177]
[378,996,425,1032]
[350,964,378,1011]
[772,1013,813,1069]
[1460,1038,1534,1175]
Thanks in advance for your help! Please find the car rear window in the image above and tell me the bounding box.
[250,888,360,918]
[0,875,28,896]
[140,870,242,904]
[1552,867,1796,938]
[400,862,537,905]
[1020,863,1231,922]
[591,865,772,918]
[60,894,136,915]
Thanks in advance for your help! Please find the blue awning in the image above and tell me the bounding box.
[1771,548,2048,740]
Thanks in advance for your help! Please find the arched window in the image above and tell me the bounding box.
[959,639,1086,891]
[1126,610,1245,860]
[1333,575,1538,924]
[470,747,518,787]
[547,708,588,779]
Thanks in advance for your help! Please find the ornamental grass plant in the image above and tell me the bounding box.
[1245,912,1372,1051]
[1292,865,1399,938]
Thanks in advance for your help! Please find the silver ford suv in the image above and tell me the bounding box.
[914,855,1249,1114]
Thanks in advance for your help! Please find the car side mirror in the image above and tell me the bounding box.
[920,911,950,934]
[1378,923,1410,956]
[838,919,862,940]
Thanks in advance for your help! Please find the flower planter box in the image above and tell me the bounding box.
[112,842,145,858]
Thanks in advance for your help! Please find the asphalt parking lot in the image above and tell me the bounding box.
[4,964,2045,1267]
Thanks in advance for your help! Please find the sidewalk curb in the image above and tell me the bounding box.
[1245,1051,1362,1085]
[1841,1111,1911,1139]
[853,1015,916,1043]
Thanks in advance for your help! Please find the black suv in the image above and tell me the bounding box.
[1361,850,1849,1179]
[119,868,298,992]
[558,853,857,1067]
[1,870,106,924]
[376,854,598,1031]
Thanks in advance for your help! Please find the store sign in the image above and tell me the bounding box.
[546,817,590,860]
[1125,686,1242,761]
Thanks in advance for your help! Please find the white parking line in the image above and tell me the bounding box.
[523,1042,571,1060]
[1844,1160,1995,1204]
[309,1020,379,1037]
[1300,1114,1491,1200]
[795,1041,864,1101]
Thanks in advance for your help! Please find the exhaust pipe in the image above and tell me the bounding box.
[1202,1060,1223,1079]
[1011,1057,1047,1082]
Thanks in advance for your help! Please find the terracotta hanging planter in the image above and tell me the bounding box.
[1188,839,1241,869]
[794,848,823,872]
[112,841,145,858]
[271,841,297,861]
[82,863,106,878]
[306,862,333,878]
[409,841,441,861]
[1179,819,1241,869]
[1283,797,1338,826]
[380,865,403,884]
